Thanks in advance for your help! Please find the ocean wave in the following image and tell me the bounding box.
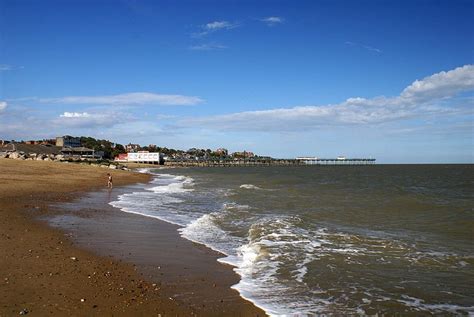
[147,174,194,194]
[226,216,474,316]
[179,202,254,257]
[109,172,197,226]
[179,213,243,257]
[229,216,325,316]
[147,182,193,194]
[109,170,474,316]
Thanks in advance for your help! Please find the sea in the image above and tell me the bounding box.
[109,165,474,316]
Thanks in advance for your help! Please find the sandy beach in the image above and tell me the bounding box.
[0,159,265,316]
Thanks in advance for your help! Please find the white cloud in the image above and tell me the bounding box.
[261,16,284,26]
[38,92,203,106]
[0,101,7,112]
[60,112,91,118]
[401,64,474,101]
[189,43,227,51]
[179,65,474,131]
[54,111,130,128]
[0,106,158,140]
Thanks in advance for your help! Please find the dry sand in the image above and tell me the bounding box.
[0,159,265,316]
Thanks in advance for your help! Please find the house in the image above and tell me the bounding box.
[56,136,81,147]
[215,148,228,156]
[61,146,98,158]
[24,139,56,145]
[115,151,163,164]
[115,153,128,161]
[232,151,255,158]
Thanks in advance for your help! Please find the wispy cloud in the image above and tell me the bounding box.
[36,92,204,106]
[193,20,240,38]
[178,65,474,131]
[0,64,24,71]
[261,16,284,26]
[0,101,7,112]
[0,64,12,71]
[189,43,227,51]
[0,106,153,140]
[54,111,131,128]
[386,121,474,136]
[205,21,236,30]
[345,41,382,54]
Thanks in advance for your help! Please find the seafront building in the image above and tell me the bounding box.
[232,151,255,158]
[2,136,375,166]
[215,148,228,156]
[115,151,164,164]
[55,136,81,147]
[60,146,102,159]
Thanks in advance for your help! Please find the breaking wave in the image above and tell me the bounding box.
[110,169,474,316]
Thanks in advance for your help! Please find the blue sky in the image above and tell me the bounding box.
[0,0,473,163]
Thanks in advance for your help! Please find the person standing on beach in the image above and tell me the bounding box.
[107,173,113,189]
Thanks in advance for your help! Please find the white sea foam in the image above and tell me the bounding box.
[179,212,243,257]
[222,202,250,213]
[136,167,152,173]
[109,191,191,226]
[147,174,194,193]
[222,216,331,316]
[240,184,262,190]
[148,182,192,193]
[109,170,474,316]
[109,172,197,226]
[112,173,327,315]
[398,295,474,314]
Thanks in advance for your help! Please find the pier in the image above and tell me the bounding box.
[295,157,376,165]
[164,157,375,167]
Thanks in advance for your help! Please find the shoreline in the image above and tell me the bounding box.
[0,160,265,316]
[105,167,275,316]
[48,183,266,316]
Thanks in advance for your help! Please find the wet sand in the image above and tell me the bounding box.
[0,159,265,316]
